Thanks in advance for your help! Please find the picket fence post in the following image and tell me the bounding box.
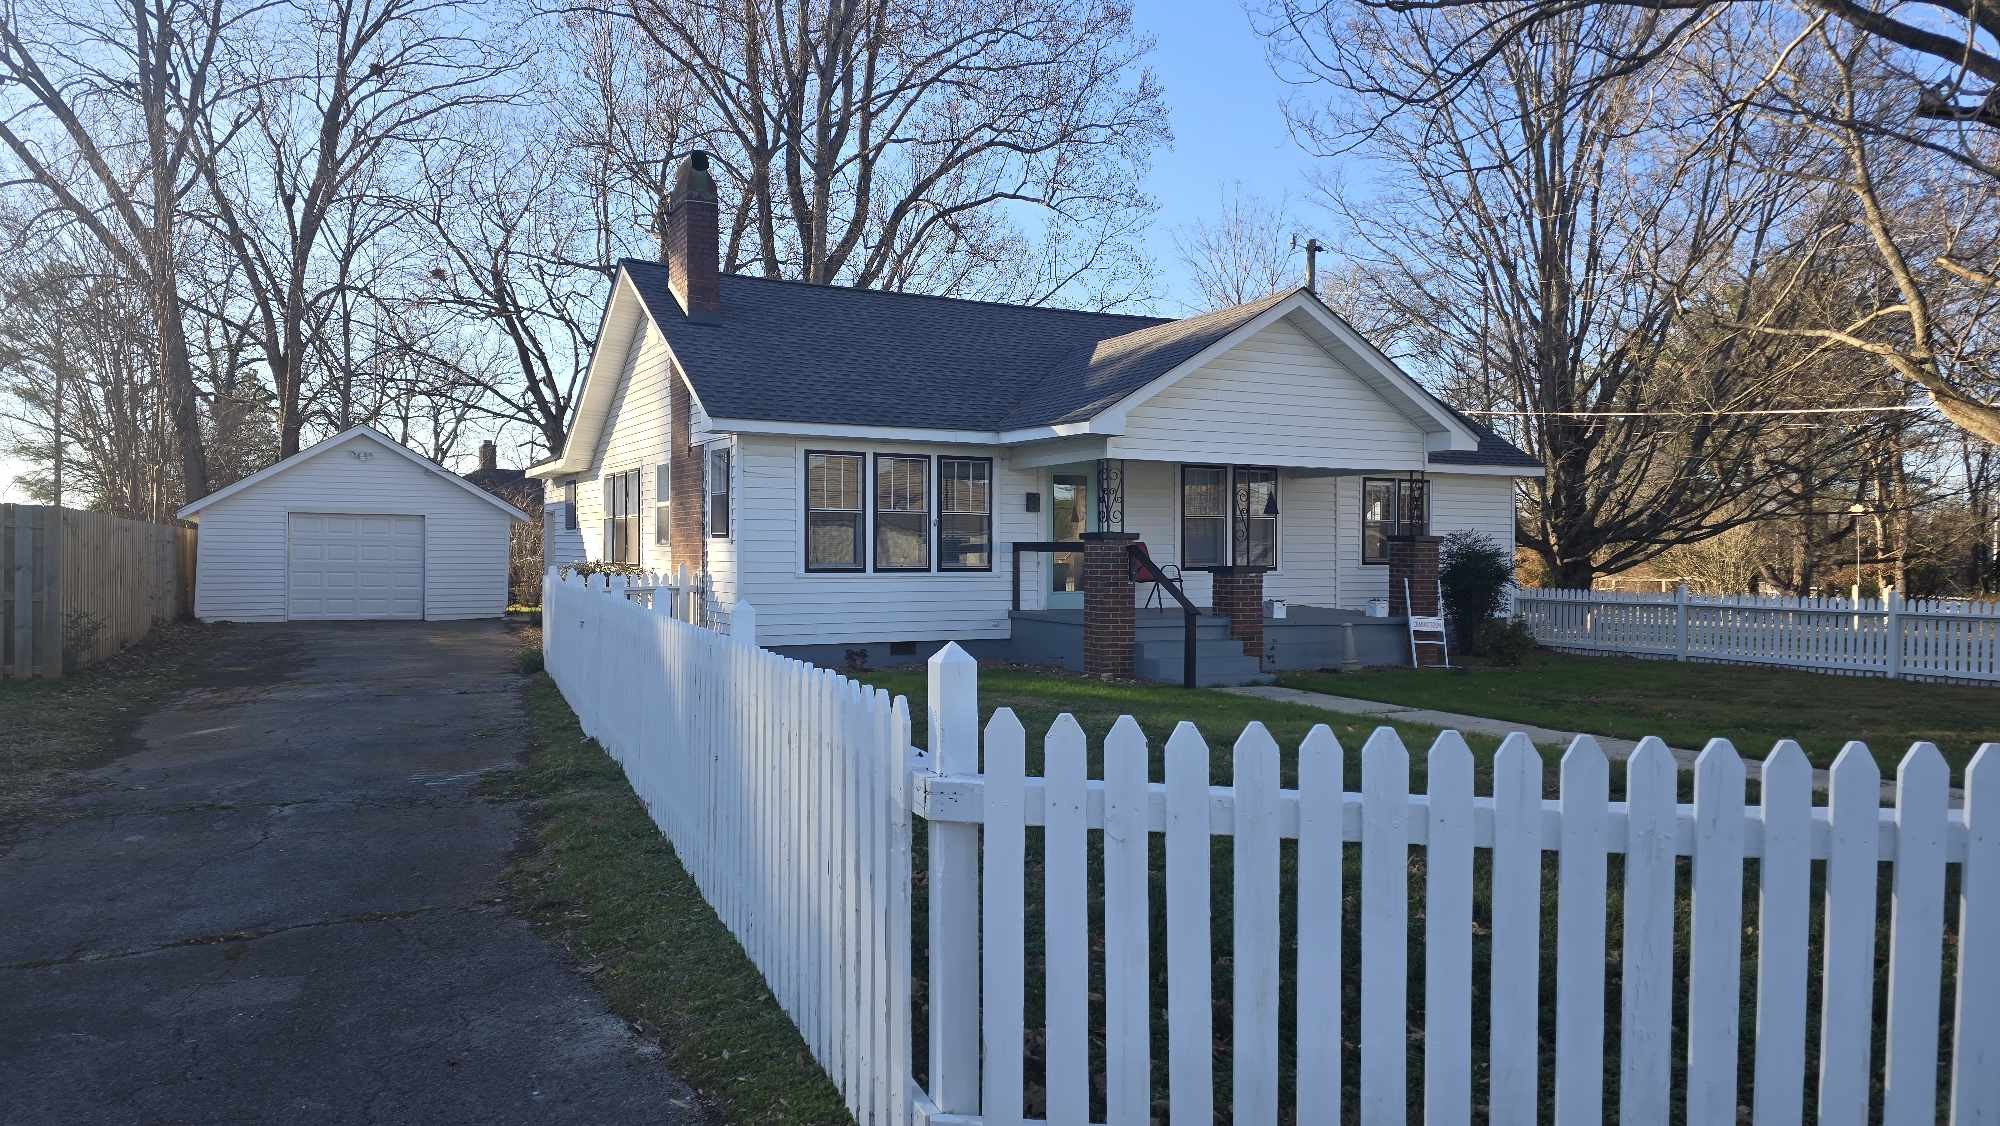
[1675,582,1690,660]
[1887,591,1904,680]
[732,600,757,646]
[925,643,981,1118]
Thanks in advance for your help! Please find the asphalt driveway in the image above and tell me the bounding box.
[0,620,705,1125]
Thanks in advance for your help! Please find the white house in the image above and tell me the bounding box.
[177,426,529,622]
[530,153,1540,682]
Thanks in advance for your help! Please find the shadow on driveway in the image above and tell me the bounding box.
[0,620,706,1125]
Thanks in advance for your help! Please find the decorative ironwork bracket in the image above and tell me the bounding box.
[1095,458,1125,533]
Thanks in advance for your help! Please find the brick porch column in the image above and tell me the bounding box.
[668,373,705,573]
[1209,566,1266,661]
[1081,532,1140,678]
[1389,534,1444,666]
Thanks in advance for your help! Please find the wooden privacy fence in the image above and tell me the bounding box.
[3,504,196,679]
[1517,585,2000,683]
[542,568,2000,1124]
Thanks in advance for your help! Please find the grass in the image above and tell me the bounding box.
[511,651,1949,1123]
[0,620,255,833]
[1280,650,2000,771]
[863,665,1527,788]
[487,668,849,1124]
[856,664,1941,1123]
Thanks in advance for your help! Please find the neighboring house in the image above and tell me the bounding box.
[529,153,1541,681]
[462,440,546,607]
[178,426,529,622]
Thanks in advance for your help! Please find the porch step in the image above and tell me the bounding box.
[1134,635,1274,688]
[1132,614,1233,641]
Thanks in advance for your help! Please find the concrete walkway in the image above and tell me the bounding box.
[1221,684,1941,801]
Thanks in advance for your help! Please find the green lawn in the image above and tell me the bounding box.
[0,620,250,833]
[490,669,849,1123]
[518,655,1938,1123]
[863,665,1534,793]
[855,663,1942,1123]
[1281,651,1999,771]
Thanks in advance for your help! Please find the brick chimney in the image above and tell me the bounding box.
[665,151,720,323]
[478,440,497,472]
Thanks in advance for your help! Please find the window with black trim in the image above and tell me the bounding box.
[938,457,992,571]
[603,468,641,563]
[707,447,731,538]
[563,479,577,530]
[1181,465,1229,568]
[806,451,864,571]
[1362,478,1427,563]
[654,464,670,545]
[1234,468,1279,568]
[874,455,931,571]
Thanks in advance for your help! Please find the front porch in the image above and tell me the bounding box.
[1006,605,1414,685]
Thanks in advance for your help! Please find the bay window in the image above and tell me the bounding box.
[1362,477,1427,563]
[938,457,992,571]
[806,451,864,571]
[874,455,931,571]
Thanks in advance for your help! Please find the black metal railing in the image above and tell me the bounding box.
[1129,541,1199,689]
[1010,540,1085,612]
[1008,539,1202,688]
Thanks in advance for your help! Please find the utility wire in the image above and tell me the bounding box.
[1458,405,1930,418]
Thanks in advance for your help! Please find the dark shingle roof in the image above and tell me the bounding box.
[1428,420,1543,468]
[619,257,1537,468]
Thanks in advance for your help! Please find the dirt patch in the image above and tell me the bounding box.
[0,620,299,835]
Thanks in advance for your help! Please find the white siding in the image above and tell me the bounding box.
[1337,473,1519,608]
[1107,318,1430,469]
[1114,463,1344,608]
[192,433,514,621]
[541,322,735,597]
[733,436,1039,647]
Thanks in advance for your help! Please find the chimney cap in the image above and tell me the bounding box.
[674,150,717,205]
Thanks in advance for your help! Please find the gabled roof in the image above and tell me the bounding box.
[619,258,1171,431]
[538,258,1539,474]
[177,426,532,522]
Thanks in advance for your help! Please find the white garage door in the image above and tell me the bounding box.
[287,513,424,620]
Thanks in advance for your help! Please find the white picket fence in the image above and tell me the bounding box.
[543,570,914,1124]
[542,569,2000,1124]
[1517,585,2000,682]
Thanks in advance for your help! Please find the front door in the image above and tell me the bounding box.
[1048,472,1089,608]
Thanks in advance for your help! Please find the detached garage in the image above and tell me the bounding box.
[176,426,528,622]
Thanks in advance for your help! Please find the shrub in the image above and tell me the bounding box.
[517,648,545,675]
[1474,618,1537,665]
[1439,531,1514,652]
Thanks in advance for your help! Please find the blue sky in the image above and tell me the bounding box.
[1134,0,1323,313]
[0,3,1320,499]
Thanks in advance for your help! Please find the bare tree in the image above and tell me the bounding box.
[1264,2,1879,584]
[599,0,1170,308]
[1260,0,2000,443]
[1172,182,1301,311]
[0,0,248,498]
[190,0,511,457]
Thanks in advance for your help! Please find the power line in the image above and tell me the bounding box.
[1458,405,1930,419]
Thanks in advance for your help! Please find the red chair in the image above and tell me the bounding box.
[1128,541,1183,610]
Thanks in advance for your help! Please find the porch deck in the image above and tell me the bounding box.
[1006,604,1415,683]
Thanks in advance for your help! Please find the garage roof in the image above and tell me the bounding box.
[176,426,531,522]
